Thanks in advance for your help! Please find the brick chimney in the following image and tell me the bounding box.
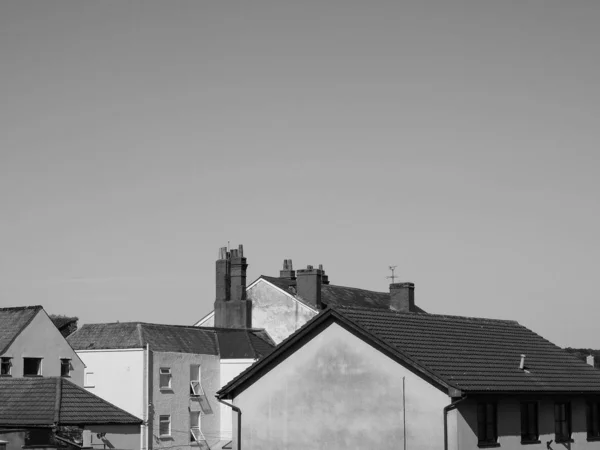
[319,264,329,285]
[280,259,296,280]
[296,265,323,309]
[214,244,252,328]
[390,282,415,312]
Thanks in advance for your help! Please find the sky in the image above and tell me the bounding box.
[1,0,599,348]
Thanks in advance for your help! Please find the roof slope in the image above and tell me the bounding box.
[0,306,42,355]
[69,322,275,358]
[0,377,141,426]
[49,315,78,330]
[259,276,426,312]
[219,306,600,398]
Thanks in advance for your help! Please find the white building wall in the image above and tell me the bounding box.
[219,359,256,441]
[76,349,145,419]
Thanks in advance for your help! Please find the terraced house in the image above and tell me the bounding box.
[67,322,274,450]
[218,306,600,450]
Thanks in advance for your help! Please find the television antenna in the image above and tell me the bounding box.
[387,266,398,283]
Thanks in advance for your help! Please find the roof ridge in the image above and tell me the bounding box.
[0,305,43,312]
[333,305,519,324]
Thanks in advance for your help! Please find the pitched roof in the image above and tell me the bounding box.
[218,306,600,398]
[68,322,275,358]
[0,306,42,355]
[49,315,78,330]
[259,276,426,312]
[0,377,142,426]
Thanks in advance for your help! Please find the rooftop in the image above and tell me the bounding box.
[0,377,142,426]
[219,306,600,398]
[0,306,43,355]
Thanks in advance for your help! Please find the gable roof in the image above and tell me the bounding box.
[68,322,275,358]
[218,306,600,399]
[0,377,142,426]
[258,276,426,312]
[0,306,43,355]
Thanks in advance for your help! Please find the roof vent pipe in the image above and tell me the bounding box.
[519,354,526,370]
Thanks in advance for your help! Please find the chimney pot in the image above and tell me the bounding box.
[214,244,252,329]
[280,259,296,280]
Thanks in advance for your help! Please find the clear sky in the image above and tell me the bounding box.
[1,1,599,348]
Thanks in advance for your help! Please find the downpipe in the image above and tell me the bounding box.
[444,395,467,450]
[218,398,242,450]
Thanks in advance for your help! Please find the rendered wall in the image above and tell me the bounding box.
[457,396,600,450]
[219,359,256,441]
[248,279,317,344]
[4,310,84,385]
[0,429,28,450]
[85,424,141,450]
[76,349,145,419]
[151,352,220,450]
[232,322,451,450]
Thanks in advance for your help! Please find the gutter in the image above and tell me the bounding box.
[217,398,242,450]
[443,394,467,450]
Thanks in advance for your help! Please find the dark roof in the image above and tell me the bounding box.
[68,323,275,358]
[259,276,426,312]
[0,306,43,355]
[218,306,600,398]
[0,377,142,426]
[49,315,78,330]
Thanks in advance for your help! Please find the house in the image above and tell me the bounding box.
[217,306,600,450]
[0,377,142,450]
[0,306,84,385]
[67,322,275,450]
[195,246,424,343]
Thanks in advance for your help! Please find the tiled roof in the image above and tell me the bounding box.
[0,377,141,426]
[68,323,275,358]
[260,276,426,312]
[49,315,78,330]
[218,306,600,398]
[0,306,42,355]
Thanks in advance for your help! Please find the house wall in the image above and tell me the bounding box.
[85,424,141,450]
[3,310,84,385]
[219,359,256,441]
[0,429,28,450]
[248,279,317,344]
[75,349,145,419]
[151,352,220,450]
[232,322,452,450]
[457,395,600,450]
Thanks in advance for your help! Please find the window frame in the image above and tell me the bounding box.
[190,411,201,443]
[159,367,172,390]
[477,401,499,448]
[159,415,171,437]
[554,401,573,443]
[520,401,539,444]
[22,357,42,377]
[190,364,201,396]
[60,358,72,377]
[84,371,95,388]
[587,400,600,441]
[0,357,12,376]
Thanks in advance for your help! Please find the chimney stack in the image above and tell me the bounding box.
[389,282,415,312]
[296,265,323,309]
[214,244,252,329]
[319,264,330,285]
[280,259,296,280]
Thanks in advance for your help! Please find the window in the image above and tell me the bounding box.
[520,402,539,443]
[84,371,95,388]
[477,402,498,447]
[190,365,201,396]
[23,358,42,376]
[555,402,572,443]
[159,415,171,437]
[60,358,71,377]
[160,368,172,389]
[587,401,600,440]
[190,411,201,443]
[0,357,12,376]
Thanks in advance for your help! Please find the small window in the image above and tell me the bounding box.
[520,402,539,443]
[0,357,12,376]
[477,402,498,446]
[555,402,572,443]
[159,415,171,437]
[84,371,95,388]
[23,358,42,376]
[587,401,600,440]
[190,411,201,442]
[60,358,71,377]
[160,368,172,389]
[190,365,201,396]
